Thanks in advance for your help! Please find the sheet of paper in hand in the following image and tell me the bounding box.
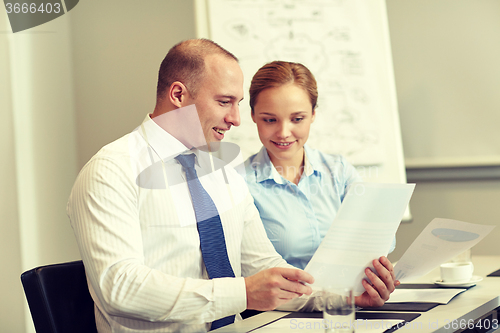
[305,183,415,294]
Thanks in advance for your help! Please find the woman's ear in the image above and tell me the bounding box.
[168,81,190,108]
[251,110,257,123]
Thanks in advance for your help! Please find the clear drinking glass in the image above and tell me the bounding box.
[322,287,355,333]
[450,248,472,264]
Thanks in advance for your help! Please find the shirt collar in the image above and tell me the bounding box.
[251,147,281,184]
[252,145,318,184]
[303,144,317,177]
[142,114,219,172]
[139,114,190,162]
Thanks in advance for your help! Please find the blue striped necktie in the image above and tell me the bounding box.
[175,153,236,330]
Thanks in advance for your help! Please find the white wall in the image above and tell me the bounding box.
[0,12,24,331]
[70,0,197,168]
[386,0,500,260]
[388,0,500,163]
[1,9,80,332]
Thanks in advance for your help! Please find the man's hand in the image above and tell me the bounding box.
[245,267,314,311]
[355,256,400,308]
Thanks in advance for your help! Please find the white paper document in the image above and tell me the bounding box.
[386,288,466,304]
[394,218,495,282]
[305,183,415,294]
[253,318,404,333]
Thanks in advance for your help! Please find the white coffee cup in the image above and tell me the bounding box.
[440,262,474,283]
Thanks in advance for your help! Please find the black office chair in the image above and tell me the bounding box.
[20,260,97,333]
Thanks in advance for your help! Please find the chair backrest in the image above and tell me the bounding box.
[20,260,97,333]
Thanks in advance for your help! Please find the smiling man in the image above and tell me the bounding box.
[67,39,314,333]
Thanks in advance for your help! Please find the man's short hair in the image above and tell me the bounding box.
[156,39,238,101]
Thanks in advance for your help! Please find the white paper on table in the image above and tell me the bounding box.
[386,288,466,304]
[253,318,404,332]
[304,183,415,294]
[394,218,495,282]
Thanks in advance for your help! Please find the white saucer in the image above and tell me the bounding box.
[433,275,483,287]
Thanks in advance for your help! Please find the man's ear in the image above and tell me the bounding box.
[168,81,190,108]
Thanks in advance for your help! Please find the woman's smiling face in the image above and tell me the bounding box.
[252,83,315,167]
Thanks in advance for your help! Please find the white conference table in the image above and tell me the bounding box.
[214,255,500,333]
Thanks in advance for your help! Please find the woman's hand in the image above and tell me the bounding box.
[354,256,400,308]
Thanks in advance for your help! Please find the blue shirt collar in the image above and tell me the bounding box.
[252,145,321,184]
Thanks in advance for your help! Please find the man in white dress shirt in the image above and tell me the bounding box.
[67,39,398,333]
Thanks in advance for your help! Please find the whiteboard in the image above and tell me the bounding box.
[196,0,410,218]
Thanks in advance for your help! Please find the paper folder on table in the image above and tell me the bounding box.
[487,268,500,277]
[386,288,466,304]
[359,284,470,312]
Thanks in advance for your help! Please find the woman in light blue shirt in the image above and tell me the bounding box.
[244,61,397,307]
